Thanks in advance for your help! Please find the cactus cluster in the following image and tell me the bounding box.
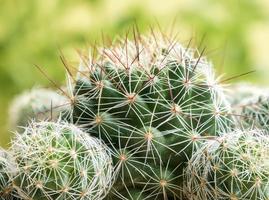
[2,31,269,200]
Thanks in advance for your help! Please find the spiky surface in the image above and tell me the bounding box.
[11,121,114,200]
[9,88,70,130]
[184,129,269,200]
[0,148,17,200]
[67,34,233,199]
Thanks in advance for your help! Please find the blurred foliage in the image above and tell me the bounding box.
[0,0,269,147]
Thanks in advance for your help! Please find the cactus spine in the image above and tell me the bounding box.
[9,88,70,130]
[0,148,17,199]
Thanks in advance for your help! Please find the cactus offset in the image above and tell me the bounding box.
[184,129,269,200]
[11,121,114,200]
[227,83,266,106]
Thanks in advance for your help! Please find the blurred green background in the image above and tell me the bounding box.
[1,0,269,147]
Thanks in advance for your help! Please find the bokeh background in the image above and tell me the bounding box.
[1,0,269,147]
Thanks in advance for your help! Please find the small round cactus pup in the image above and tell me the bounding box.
[0,148,17,200]
[11,121,114,200]
[184,129,269,200]
[105,188,154,200]
[9,88,70,130]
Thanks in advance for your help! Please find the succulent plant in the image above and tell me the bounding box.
[184,129,269,200]
[65,33,234,198]
[0,148,17,200]
[9,88,70,130]
[11,121,114,200]
[227,83,266,106]
[226,83,269,131]
[238,94,269,132]
[5,30,269,200]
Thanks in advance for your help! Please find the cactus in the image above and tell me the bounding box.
[184,129,269,200]
[66,33,233,198]
[9,88,70,130]
[227,83,269,131]
[227,83,266,106]
[239,94,269,132]
[11,121,114,200]
[0,148,17,200]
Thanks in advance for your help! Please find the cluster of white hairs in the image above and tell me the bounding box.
[184,129,269,200]
[8,88,70,130]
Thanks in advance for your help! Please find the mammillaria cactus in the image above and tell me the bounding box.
[227,83,269,131]
[66,33,234,198]
[227,83,266,106]
[9,88,70,130]
[0,148,17,200]
[184,129,269,200]
[11,121,114,200]
[239,94,269,132]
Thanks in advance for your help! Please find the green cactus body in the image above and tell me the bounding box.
[107,188,154,200]
[184,129,269,200]
[11,121,114,200]
[67,35,233,198]
[0,149,18,200]
[9,88,70,130]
